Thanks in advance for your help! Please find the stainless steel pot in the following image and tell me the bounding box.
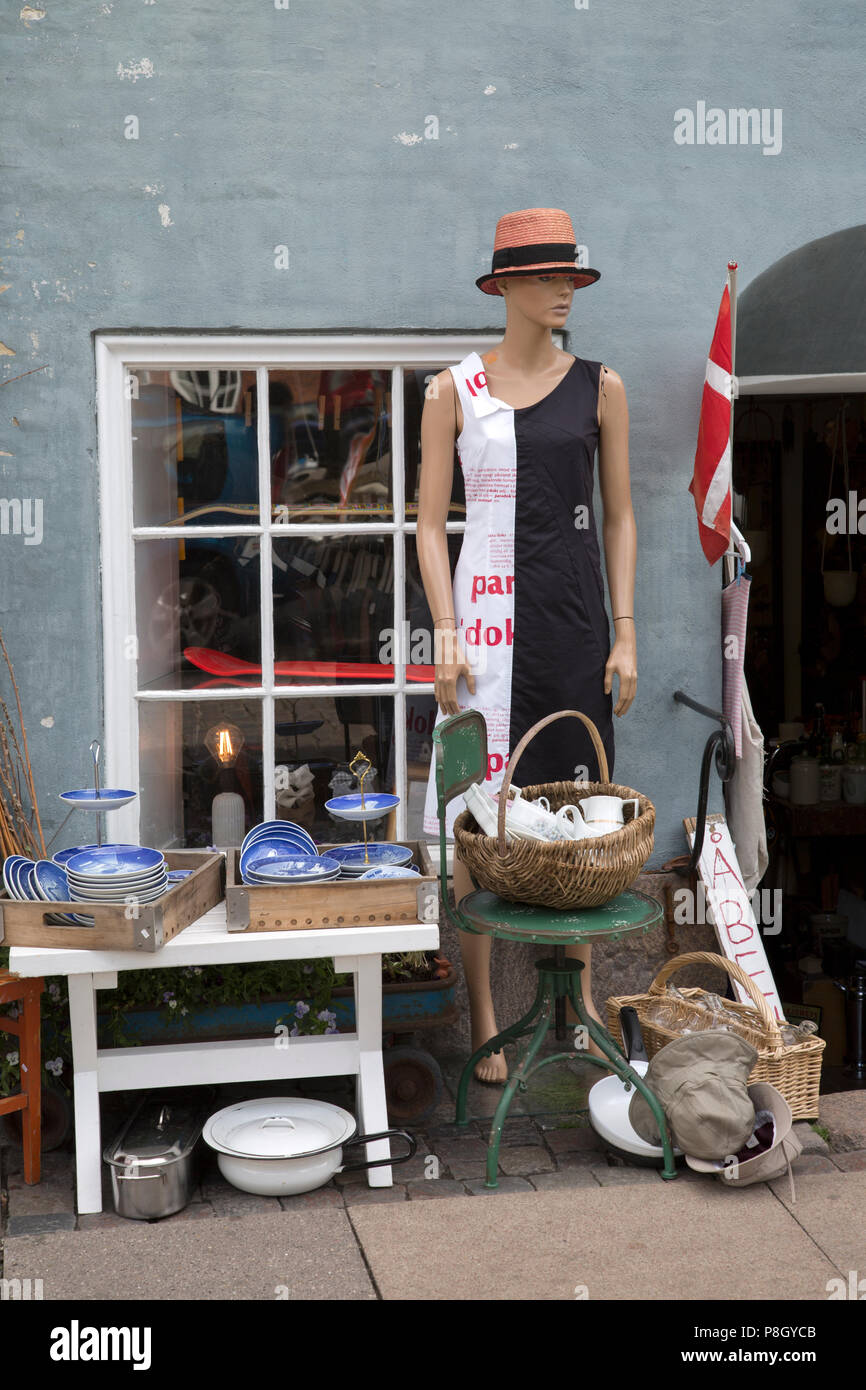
[104,1096,206,1220]
[202,1097,416,1197]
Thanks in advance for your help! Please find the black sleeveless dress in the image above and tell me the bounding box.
[423,350,614,838]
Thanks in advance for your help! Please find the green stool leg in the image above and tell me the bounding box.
[454,971,546,1127]
[484,987,555,1189]
[565,975,679,1181]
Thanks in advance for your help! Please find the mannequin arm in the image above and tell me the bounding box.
[598,369,638,716]
[417,372,476,714]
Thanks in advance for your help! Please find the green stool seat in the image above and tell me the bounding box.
[457,888,663,944]
[429,709,678,1188]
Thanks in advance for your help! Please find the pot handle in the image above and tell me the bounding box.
[339,1128,417,1173]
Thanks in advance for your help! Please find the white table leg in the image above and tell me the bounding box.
[353,955,392,1187]
[67,974,103,1215]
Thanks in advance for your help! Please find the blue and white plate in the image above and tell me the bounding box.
[68,877,168,901]
[241,820,317,856]
[358,865,421,879]
[69,881,166,905]
[65,846,165,878]
[31,860,71,903]
[240,836,318,879]
[325,793,400,823]
[245,854,341,885]
[53,843,126,867]
[325,842,414,870]
[15,862,39,900]
[242,827,316,859]
[167,869,193,882]
[59,788,137,811]
[3,855,31,899]
[67,864,166,887]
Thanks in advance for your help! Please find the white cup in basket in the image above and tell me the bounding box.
[578,795,640,834]
[504,787,561,837]
[554,804,601,840]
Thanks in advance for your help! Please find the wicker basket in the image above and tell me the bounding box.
[453,709,655,909]
[606,950,825,1120]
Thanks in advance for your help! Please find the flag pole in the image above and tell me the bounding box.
[726,259,750,572]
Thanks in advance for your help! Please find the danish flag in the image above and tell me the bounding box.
[689,280,733,564]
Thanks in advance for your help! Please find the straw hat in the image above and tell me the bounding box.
[476,207,600,295]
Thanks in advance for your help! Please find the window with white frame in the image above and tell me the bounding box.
[96,335,500,850]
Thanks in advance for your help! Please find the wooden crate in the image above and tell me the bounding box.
[0,851,225,954]
[225,840,440,933]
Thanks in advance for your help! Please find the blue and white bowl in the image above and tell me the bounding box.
[325,793,399,823]
[244,854,341,886]
[31,860,71,903]
[241,820,317,857]
[59,789,137,811]
[3,855,31,900]
[358,865,421,880]
[65,846,165,878]
[326,843,414,873]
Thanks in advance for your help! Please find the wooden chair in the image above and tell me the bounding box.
[0,969,44,1183]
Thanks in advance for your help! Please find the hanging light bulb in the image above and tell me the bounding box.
[205,722,244,766]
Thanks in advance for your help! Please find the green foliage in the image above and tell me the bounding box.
[0,944,437,1096]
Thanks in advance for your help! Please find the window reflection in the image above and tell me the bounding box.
[269,369,392,521]
[131,369,260,528]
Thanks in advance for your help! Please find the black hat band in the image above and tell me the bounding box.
[491,241,577,271]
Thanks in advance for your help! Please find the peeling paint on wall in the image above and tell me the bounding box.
[116,58,154,81]
[157,204,174,228]
[19,6,46,24]
[393,132,423,146]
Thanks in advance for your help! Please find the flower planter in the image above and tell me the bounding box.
[95,967,458,1048]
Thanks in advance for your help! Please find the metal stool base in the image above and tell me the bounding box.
[454,948,678,1187]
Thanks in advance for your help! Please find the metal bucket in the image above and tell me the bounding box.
[104,1095,206,1221]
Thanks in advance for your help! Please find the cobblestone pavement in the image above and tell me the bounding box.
[2,1046,863,1236]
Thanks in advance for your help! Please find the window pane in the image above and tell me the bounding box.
[402,533,461,835]
[138,699,263,848]
[131,368,260,528]
[273,695,396,844]
[135,538,262,691]
[268,369,392,523]
[403,365,465,522]
[272,535,393,682]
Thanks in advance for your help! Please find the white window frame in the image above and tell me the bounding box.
[94,333,505,846]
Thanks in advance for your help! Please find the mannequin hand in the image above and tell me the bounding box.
[433,627,476,716]
[604,633,637,717]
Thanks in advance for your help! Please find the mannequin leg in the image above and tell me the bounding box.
[564,942,607,1061]
[452,849,508,1083]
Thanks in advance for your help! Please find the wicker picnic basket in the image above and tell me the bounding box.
[452,709,655,909]
[606,950,825,1120]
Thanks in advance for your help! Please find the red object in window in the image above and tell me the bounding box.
[184,647,434,682]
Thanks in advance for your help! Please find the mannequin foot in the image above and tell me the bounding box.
[470,1012,509,1083]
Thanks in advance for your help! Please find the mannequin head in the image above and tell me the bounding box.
[498,273,575,330]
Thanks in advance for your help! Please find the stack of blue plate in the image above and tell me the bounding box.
[64,845,168,925]
[240,819,327,886]
[2,855,73,923]
[245,855,341,885]
[325,843,416,878]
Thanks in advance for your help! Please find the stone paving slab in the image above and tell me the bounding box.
[349,1184,841,1301]
[818,1093,866,1152]
[3,1208,376,1300]
[768,1168,866,1278]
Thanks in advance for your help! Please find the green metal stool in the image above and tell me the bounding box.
[432,709,678,1189]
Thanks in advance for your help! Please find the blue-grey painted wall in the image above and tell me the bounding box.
[2,1,864,862]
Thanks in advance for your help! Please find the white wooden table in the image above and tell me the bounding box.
[8,906,439,1214]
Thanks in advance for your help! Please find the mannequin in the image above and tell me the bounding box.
[417,209,637,1082]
